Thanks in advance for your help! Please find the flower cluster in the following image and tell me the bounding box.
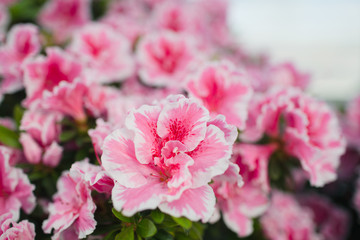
[0,0,357,239]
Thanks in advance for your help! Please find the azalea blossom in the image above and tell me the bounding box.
[38,0,91,42]
[137,31,200,87]
[0,24,41,99]
[19,109,62,167]
[70,159,114,194]
[211,143,275,237]
[246,62,310,93]
[260,191,321,240]
[102,95,234,221]
[299,194,349,240]
[42,167,96,239]
[23,47,83,108]
[0,146,36,221]
[186,61,252,129]
[0,213,36,240]
[68,23,134,84]
[242,87,345,186]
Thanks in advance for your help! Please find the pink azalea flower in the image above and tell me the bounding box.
[102,95,234,221]
[0,213,36,240]
[136,31,201,87]
[70,159,114,194]
[68,23,134,84]
[242,88,345,186]
[23,47,83,108]
[42,168,96,239]
[0,147,36,221]
[41,80,88,121]
[260,191,321,240]
[151,1,202,35]
[246,62,310,93]
[195,0,231,46]
[83,84,119,118]
[19,109,62,167]
[0,24,41,98]
[187,61,253,129]
[89,119,113,155]
[268,62,310,90]
[299,194,349,240]
[211,143,275,237]
[38,0,91,42]
[343,95,360,150]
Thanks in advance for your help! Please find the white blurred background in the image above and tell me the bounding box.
[228,0,360,101]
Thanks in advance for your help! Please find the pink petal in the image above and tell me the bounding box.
[188,125,232,187]
[125,104,162,164]
[157,97,209,151]
[19,133,42,165]
[111,181,167,217]
[223,210,253,237]
[101,128,153,188]
[159,185,216,222]
[43,141,63,167]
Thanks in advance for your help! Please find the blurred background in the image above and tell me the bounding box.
[228,0,360,101]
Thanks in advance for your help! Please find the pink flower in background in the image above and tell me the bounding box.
[0,213,36,240]
[0,24,41,98]
[260,191,321,240]
[247,62,310,93]
[70,159,114,194]
[43,168,96,239]
[89,119,113,155]
[242,88,345,186]
[269,62,310,90]
[299,194,349,240]
[187,61,253,129]
[0,147,36,221]
[137,31,200,87]
[102,95,234,221]
[23,47,83,107]
[196,0,231,46]
[343,95,360,150]
[19,109,62,167]
[83,84,119,118]
[38,0,91,42]
[41,81,88,121]
[211,143,275,237]
[151,1,202,35]
[68,23,134,84]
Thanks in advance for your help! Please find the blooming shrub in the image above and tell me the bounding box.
[0,0,358,239]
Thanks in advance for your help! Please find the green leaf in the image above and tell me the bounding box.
[171,217,192,230]
[59,130,77,142]
[28,172,46,181]
[0,125,21,149]
[136,219,157,238]
[103,229,119,240]
[13,105,25,128]
[151,209,165,224]
[115,227,134,240]
[112,208,133,223]
[154,230,174,240]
